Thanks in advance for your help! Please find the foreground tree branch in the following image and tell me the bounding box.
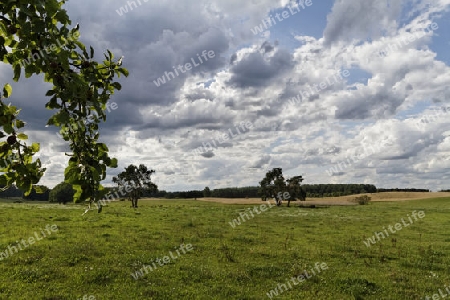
[0,1,129,207]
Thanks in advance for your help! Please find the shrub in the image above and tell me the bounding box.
[49,182,76,204]
[351,195,371,205]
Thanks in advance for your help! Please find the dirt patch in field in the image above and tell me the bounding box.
[195,192,450,205]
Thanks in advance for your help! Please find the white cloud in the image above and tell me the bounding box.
[2,0,449,191]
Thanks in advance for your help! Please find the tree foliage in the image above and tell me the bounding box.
[112,164,157,208]
[303,184,377,197]
[286,175,306,205]
[259,168,305,206]
[203,186,211,197]
[209,186,259,198]
[49,182,75,204]
[0,1,128,205]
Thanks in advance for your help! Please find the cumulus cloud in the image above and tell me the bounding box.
[3,0,450,191]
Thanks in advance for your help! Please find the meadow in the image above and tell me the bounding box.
[0,195,449,299]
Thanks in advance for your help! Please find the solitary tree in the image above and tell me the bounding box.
[259,168,306,206]
[49,182,75,204]
[112,164,157,208]
[0,1,128,207]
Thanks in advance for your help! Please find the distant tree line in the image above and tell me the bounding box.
[439,189,450,192]
[148,184,379,199]
[23,186,50,201]
[148,190,204,199]
[376,188,430,193]
[150,184,433,199]
[0,185,23,198]
[0,185,50,200]
[210,186,260,198]
[303,184,377,197]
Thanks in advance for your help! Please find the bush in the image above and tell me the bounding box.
[49,182,76,204]
[351,195,371,205]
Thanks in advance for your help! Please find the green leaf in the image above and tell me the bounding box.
[64,166,79,182]
[3,123,14,135]
[97,143,108,153]
[45,0,60,17]
[46,116,56,126]
[54,110,70,124]
[111,82,122,90]
[72,184,83,203]
[118,68,129,77]
[31,143,40,152]
[45,96,61,109]
[0,175,8,186]
[23,183,33,196]
[35,185,47,193]
[3,84,12,98]
[45,89,56,96]
[107,49,113,60]
[17,133,28,140]
[110,158,118,168]
[15,119,25,129]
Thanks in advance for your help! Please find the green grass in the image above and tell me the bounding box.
[0,198,449,299]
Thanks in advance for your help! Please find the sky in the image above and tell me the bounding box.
[1,0,450,191]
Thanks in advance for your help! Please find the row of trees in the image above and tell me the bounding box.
[377,188,430,192]
[140,184,437,200]
[303,184,377,197]
[0,184,50,200]
[153,190,204,199]
[0,185,23,198]
[148,184,377,199]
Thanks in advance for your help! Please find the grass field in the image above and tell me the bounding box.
[0,195,449,299]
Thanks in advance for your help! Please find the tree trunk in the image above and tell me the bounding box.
[287,199,290,207]
[129,197,138,208]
